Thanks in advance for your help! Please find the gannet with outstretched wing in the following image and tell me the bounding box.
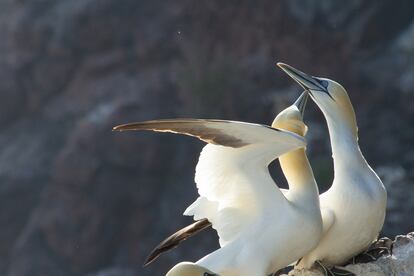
[142,93,320,268]
[278,63,387,270]
[113,93,323,276]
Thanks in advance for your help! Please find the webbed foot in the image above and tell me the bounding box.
[350,237,392,264]
[316,261,355,276]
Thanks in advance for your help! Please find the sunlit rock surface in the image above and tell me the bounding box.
[284,233,414,276]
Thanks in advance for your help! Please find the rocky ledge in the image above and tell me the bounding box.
[283,233,414,276]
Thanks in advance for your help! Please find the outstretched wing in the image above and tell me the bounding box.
[113,119,304,148]
[114,119,306,246]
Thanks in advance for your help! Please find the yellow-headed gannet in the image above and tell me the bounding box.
[142,93,319,268]
[278,63,387,270]
[113,92,323,276]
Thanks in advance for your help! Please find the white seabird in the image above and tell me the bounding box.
[113,92,323,276]
[278,63,387,270]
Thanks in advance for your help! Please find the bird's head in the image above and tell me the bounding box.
[166,262,218,276]
[272,91,309,137]
[277,63,357,136]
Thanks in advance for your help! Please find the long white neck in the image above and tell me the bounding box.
[325,113,369,182]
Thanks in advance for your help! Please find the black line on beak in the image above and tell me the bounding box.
[277,62,334,101]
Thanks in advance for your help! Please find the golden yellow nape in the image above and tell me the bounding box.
[271,105,308,137]
[316,79,358,137]
[166,262,218,276]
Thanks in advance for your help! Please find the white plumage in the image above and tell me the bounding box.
[186,139,302,247]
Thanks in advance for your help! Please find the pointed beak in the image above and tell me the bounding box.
[277,63,328,94]
[294,91,309,118]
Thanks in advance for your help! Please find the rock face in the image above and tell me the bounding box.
[286,233,414,276]
[0,1,413,275]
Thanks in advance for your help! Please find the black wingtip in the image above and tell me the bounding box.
[112,124,132,131]
[142,219,212,267]
[143,249,161,267]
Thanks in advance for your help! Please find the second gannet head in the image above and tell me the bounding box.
[166,262,218,276]
[271,91,309,137]
[277,63,357,137]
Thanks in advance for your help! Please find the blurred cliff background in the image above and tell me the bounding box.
[0,0,413,275]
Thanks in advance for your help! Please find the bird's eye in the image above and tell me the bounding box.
[316,79,329,89]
